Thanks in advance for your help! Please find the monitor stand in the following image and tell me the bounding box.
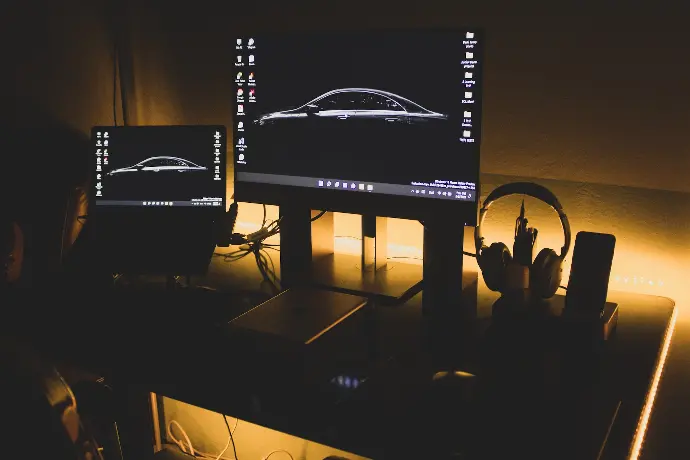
[279,206,474,309]
[279,206,423,301]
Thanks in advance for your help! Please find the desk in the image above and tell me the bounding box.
[23,259,675,460]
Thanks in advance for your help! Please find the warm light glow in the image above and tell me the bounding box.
[229,192,689,313]
[159,396,368,459]
[628,307,678,460]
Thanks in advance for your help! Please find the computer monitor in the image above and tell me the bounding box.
[232,28,483,224]
[89,125,227,212]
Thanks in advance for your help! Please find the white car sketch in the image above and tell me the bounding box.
[107,156,207,176]
[255,88,448,125]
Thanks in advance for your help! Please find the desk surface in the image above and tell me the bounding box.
[18,255,675,460]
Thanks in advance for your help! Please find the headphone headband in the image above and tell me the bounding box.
[474,182,571,259]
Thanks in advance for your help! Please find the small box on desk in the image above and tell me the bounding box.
[229,288,368,345]
[559,301,619,343]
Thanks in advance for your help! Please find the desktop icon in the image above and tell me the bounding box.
[237,105,244,113]
[236,38,242,46]
[238,121,244,129]
[103,158,108,165]
[237,88,244,96]
[351,183,356,189]
[248,38,255,46]
[248,55,255,63]
[238,154,245,161]
[466,52,474,59]
[96,191,102,197]
[96,174,101,180]
[143,201,147,205]
[463,130,471,138]
[358,184,364,190]
[96,140,102,146]
[366,185,373,191]
[343,182,348,188]
[327,181,332,186]
[96,165,101,171]
[95,182,102,190]
[103,149,108,156]
[104,132,109,138]
[237,56,242,62]
[96,132,102,138]
[335,182,340,187]
[249,89,255,97]
[464,111,472,118]
[238,138,245,145]
[466,32,475,39]
[248,72,254,80]
[464,92,472,99]
[215,131,221,139]
[104,140,108,146]
[465,72,473,78]
[96,149,102,155]
[236,72,242,79]
[96,158,101,164]
[318,180,324,186]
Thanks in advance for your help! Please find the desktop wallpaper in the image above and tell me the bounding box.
[235,30,482,188]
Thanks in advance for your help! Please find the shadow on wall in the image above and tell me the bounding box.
[1,104,92,286]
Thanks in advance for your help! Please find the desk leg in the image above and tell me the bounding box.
[114,384,156,459]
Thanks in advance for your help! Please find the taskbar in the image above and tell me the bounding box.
[95,200,223,207]
[236,172,477,201]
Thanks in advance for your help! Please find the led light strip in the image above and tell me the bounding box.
[628,307,678,460]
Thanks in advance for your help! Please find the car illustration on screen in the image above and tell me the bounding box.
[254,88,448,125]
[107,156,207,176]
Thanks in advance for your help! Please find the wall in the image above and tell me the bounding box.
[7,0,116,280]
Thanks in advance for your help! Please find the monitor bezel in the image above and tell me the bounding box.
[233,26,483,225]
[234,180,480,224]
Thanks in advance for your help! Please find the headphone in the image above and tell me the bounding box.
[474,182,571,299]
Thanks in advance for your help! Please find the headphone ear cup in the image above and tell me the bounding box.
[479,242,512,292]
[531,248,562,299]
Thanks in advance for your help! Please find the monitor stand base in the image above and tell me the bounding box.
[279,207,422,301]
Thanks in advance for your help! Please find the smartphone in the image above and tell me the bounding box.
[565,231,616,316]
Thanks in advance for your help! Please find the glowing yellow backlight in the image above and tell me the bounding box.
[628,307,677,460]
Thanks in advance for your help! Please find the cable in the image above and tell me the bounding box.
[263,450,294,460]
[221,414,239,460]
[166,418,239,460]
[311,210,327,222]
[168,420,194,456]
[215,206,328,288]
[213,415,236,460]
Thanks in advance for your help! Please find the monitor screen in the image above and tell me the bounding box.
[233,28,483,222]
[90,125,227,210]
